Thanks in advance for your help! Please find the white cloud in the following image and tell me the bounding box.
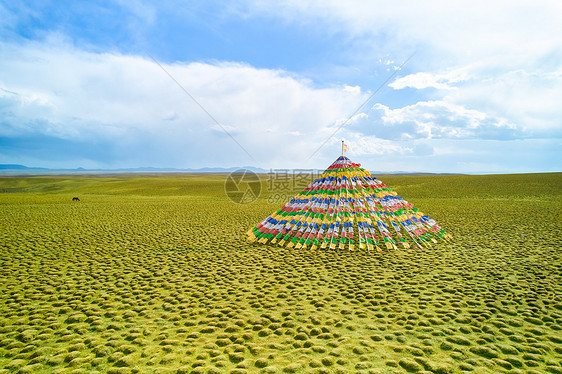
[343,134,411,156]
[390,68,470,90]
[388,66,562,136]
[240,0,562,140]
[444,69,562,135]
[345,101,517,141]
[243,0,562,63]
[0,40,365,168]
[336,137,560,174]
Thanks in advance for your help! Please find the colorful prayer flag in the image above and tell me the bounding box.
[247,156,450,251]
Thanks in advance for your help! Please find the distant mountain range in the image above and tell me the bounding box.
[0,164,462,176]
[0,164,49,171]
[0,164,268,174]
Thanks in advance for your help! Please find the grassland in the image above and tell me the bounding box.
[0,172,561,374]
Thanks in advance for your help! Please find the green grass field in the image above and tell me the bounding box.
[0,173,561,374]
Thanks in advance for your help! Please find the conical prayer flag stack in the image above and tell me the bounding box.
[247,156,451,251]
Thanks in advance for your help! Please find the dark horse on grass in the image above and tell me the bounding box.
[72,197,80,201]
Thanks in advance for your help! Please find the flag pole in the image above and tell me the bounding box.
[342,140,344,156]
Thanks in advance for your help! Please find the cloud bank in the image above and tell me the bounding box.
[0,40,364,169]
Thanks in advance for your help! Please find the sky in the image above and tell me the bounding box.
[0,0,561,173]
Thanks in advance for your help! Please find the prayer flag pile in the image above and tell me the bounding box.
[248,156,451,251]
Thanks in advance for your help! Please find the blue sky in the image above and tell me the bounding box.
[1,0,561,173]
